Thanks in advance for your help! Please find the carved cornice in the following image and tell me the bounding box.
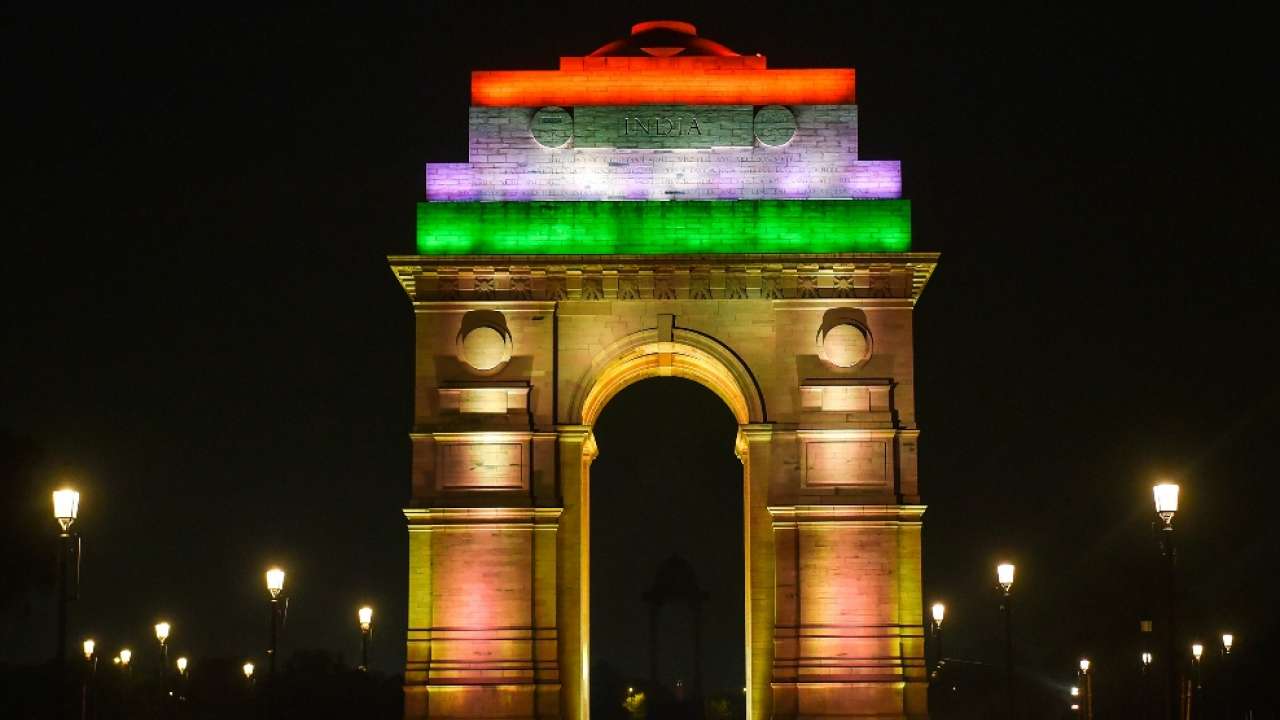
[387,253,938,303]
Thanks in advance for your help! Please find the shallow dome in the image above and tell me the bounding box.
[588,20,740,57]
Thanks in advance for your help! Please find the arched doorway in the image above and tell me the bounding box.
[588,378,745,720]
[557,331,773,720]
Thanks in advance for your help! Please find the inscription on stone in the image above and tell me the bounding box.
[574,105,754,149]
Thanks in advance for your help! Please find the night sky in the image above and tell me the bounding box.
[4,2,1279,712]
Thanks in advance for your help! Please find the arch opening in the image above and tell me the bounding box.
[588,378,746,720]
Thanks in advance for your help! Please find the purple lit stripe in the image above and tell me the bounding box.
[425,158,901,202]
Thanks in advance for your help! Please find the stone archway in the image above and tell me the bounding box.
[557,330,772,720]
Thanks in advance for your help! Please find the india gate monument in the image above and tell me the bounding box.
[389,21,937,720]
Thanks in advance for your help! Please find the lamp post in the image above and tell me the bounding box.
[1152,482,1179,720]
[119,648,132,680]
[358,606,373,672]
[265,567,285,676]
[154,622,171,688]
[1070,686,1079,715]
[243,661,256,686]
[53,488,80,720]
[930,602,945,677]
[997,563,1015,720]
[1220,634,1233,719]
[1079,659,1093,720]
[1141,651,1153,720]
[176,657,188,702]
[81,639,96,720]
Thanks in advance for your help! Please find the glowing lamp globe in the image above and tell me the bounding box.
[119,649,132,666]
[359,606,373,631]
[154,621,171,644]
[1222,633,1233,654]
[996,563,1015,592]
[52,488,80,531]
[1142,651,1153,666]
[176,656,188,673]
[112,656,121,665]
[1153,483,1180,526]
[83,639,95,660]
[1192,643,1203,661]
[265,567,285,598]
[243,661,255,678]
[1070,686,1079,697]
[931,602,946,627]
[1079,658,1090,673]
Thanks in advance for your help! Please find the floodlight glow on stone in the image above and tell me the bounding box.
[416,200,911,255]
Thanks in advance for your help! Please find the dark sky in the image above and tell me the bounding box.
[3,1,1279,711]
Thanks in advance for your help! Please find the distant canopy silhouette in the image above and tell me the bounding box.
[643,555,708,695]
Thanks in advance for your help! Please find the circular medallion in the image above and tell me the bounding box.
[754,105,797,147]
[460,326,511,371]
[530,106,573,148]
[818,323,871,368]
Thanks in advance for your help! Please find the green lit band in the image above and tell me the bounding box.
[416,200,910,255]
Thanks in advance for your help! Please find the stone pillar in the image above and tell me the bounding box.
[770,505,927,720]
[555,426,595,720]
[404,506,561,720]
[739,425,775,720]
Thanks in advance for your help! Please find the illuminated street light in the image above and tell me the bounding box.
[1152,480,1181,720]
[1191,643,1203,662]
[1222,632,1237,718]
[52,488,80,532]
[996,563,1016,719]
[358,606,374,672]
[1070,686,1079,697]
[155,621,171,690]
[1142,651,1152,667]
[243,661,255,681]
[997,563,1015,593]
[1140,651,1154,718]
[930,602,946,676]
[81,638,98,720]
[1153,483,1179,527]
[1078,659,1094,720]
[1221,633,1233,654]
[265,567,286,676]
[112,657,120,666]
[52,486,81,718]
[176,657,188,674]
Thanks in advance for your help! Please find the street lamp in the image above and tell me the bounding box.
[1221,633,1235,719]
[930,602,945,676]
[1152,481,1180,720]
[176,657,188,674]
[1190,642,1204,711]
[996,563,1015,720]
[118,648,131,680]
[358,606,374,672]
[155,621,171,686]
[265,567,285,676]
[243,661,256,686]
[52,487,80,720]
[1141,651,1153,720]
[81,639,97,720]
[1079,659,1093,720]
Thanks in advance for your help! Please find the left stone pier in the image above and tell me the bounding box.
[400,301,563,720]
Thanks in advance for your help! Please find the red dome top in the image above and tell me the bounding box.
[588,20,740,58]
